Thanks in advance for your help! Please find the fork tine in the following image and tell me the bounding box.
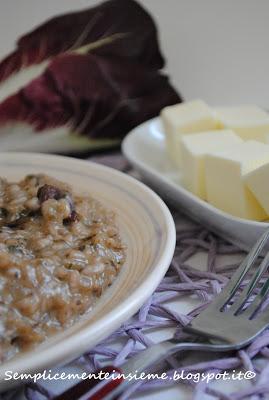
[228,251,269,314]
[218,228,269,310]
[243,274,269,319]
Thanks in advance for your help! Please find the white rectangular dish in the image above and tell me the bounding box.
[122,117,269,251]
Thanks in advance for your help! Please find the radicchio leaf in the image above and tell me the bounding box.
[0,0,182,143]
[0,53,180,139]
[0,0,164,83]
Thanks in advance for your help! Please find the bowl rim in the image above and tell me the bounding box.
[0,152,176,389]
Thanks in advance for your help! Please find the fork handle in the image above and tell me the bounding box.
[54,340,233,400]
[100,341,234,400]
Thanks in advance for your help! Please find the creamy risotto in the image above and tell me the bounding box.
[0,174,126,362]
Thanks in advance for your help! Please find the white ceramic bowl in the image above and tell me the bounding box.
[0,152,176,391]
[122,117,269,252]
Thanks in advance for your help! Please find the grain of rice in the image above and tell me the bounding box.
[0,174,125,362]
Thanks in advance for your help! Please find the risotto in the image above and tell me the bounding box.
[0,174,126,362]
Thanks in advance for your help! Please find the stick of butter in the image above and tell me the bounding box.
[215,105,269,142]
[205,141,269,220]
[245,163,269,216]
[181,130,242,199]
[161,99,220,166]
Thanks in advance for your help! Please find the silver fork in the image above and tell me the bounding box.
[55,228,269,400]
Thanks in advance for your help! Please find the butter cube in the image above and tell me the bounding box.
[161,100,220,166]
[181,130,242,199]
[215,105,269,142]
[245,163,269,215]
[205,141,269,220]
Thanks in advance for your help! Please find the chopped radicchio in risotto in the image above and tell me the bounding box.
[0,174,126,362]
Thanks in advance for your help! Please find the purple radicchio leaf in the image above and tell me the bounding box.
[0,0,165,83]
[0,0,182,143]
[0,52,181,139]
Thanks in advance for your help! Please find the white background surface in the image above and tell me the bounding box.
[0,1,266,399]
[0,0,269,106]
